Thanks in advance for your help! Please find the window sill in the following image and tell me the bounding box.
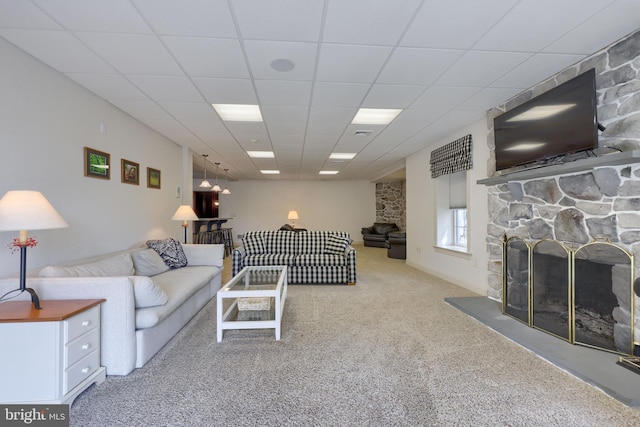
[434,245,472,258]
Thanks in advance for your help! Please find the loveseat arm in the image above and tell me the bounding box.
[232,246,247,276]
[346,245,357,285]
[0,276,137,376]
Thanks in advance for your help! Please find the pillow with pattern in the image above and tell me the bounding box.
[325,234,350,255]
[146,238,188,269]
[243,234,266,255]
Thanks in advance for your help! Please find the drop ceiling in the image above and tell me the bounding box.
[1,0,638,181]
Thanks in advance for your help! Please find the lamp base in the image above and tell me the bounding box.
[23,287,42,310]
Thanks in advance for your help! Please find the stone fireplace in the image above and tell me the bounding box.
[504,236,634,354]
[481,30,640,354]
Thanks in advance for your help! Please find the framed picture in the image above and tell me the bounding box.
[84,147,111,179]
[121,159,140,185]
[147,167,161,189]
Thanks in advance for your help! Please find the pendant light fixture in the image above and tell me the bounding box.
[212,162,222,192]
[222,169,231,194]
[199,154,212,188]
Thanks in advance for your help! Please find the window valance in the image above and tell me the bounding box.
[430,134,473,178]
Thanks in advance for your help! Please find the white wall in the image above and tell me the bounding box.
[406,119,490,296]
[213,179,375,242]
[0,38,185,277]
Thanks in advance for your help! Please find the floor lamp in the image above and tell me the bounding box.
[172,205,199,244]
[0,191,69,309]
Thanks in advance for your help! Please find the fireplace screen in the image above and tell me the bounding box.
[532,240,570,341]
[502,236,635,355]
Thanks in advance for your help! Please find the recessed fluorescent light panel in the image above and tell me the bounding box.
[212,104,263,122]
[506,104,576,122]
[247,151,275,158]
[260,170,280,174]
[329,153,357,160]
[319,171,339,175]
[351,108,402,125]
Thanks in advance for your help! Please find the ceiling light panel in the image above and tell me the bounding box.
[212,104,263,121]
[247,151,275,158]
[329,153,357,160]
[260,170,280,174]
[319,171,339,175]
[351,108,402,125]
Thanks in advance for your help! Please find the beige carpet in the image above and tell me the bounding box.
[69,245,640,426]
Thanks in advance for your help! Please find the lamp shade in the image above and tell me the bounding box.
[0,191,69,231]
[171,205,198,221]
[287,210,299,221]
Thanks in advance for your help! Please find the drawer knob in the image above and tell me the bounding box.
[82,320,91,327]
[81,367,90,374]
[82,343,91,350]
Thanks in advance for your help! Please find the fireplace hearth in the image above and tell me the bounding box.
[503,235,635,355]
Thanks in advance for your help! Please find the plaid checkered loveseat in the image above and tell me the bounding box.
[232,230,356,285]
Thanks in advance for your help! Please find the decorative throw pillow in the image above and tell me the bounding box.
[325,234,350,255]
[146,238,188,269]
[131,249,170,276]
[130,276,168,308]
[243,234,266,255]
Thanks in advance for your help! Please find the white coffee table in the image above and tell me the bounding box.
[216,265,288,342]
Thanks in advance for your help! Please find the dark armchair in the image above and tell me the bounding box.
[361,222,399,248]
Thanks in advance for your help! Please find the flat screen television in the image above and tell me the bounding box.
[493,68,598,171]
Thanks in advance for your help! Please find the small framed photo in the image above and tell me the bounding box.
[147,167,161,189]
[121,159,140,185]
[84,147,111,179]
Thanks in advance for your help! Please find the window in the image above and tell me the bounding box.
[453,208,467,248]
[435,171,468,252]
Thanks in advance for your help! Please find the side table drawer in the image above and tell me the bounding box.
[65,305,100,342]
[64,350,99,394]
[66,328,100,367]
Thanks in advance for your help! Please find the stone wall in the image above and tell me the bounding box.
[485,29,640,301]
[376,181,406,231]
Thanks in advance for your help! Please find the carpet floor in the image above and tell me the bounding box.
[70,245,640,426]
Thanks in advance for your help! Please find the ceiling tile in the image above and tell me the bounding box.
[400,0,519,49]
[254,80,312,106]
[231,0,323,42]
[411,86,481,110]
[127,75,203,102]
[311,82,370,107]
[435,50,533,87]
[34,0,151,33]
[0,1,62,28]
[162,37,250,78]
[244,40,317,81]
[377,48,464,85]
[323,0,422,46]
[192,77,258,104]
[133,0,237,37]
[362,84,425,109]
[474,0,609,52]
[0,29,114,73]
[316,44,393,83]
[491,53,586,89]
[66,73,149,100]
[76,33,183,75]
[158,102,218,122]
[108,100,172,121]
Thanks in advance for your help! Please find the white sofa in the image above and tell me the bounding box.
[0,242,224,376]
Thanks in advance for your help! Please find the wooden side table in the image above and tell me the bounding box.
[0,299,106,405]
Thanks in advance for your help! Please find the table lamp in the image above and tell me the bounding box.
[288,210,299,228]
[172,205,198,243]
[0,191,69,309]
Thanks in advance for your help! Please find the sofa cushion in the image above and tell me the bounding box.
[146,238,187,269]
[294,254,347,267]
[373,223,398,235]
[325,234,350,255]
[39,252,135,278]
[242,234,266,255]
[135,266,218,329]
[131,249,170,276]
[244,254,296,267]
[130,276,168,308]
[264,231,298,255]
